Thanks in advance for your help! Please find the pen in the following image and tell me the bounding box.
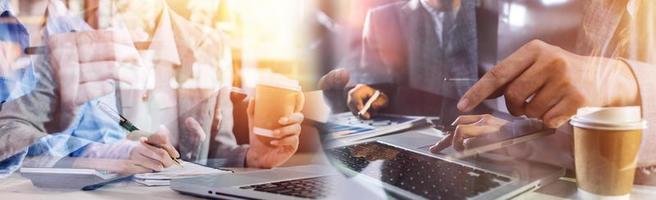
[443,78,478,82]
[358,90,381,118]
[96,101,183,167]
[24,41,151,55]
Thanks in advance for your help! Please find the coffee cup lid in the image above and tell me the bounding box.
[257,72,301,91]
[570,106,646,131]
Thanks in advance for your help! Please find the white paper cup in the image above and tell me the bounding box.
[571,106,645,200]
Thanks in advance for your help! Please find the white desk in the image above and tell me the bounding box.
[0,175,198,200]
[516,177,656,200]
[0,153,330,200]
[2,152,656,199]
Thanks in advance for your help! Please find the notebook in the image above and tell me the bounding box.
[133,161,232,186]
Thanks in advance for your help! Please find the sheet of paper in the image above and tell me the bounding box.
[133,161,231,186]
[302,90,331,123]
[133,179,171,187]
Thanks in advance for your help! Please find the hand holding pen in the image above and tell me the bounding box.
[348,84,389,120]
[97,101,183,168]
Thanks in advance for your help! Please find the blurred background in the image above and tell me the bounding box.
[11,0,319,90]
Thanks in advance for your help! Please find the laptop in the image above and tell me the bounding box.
[323,128,564,199]
[171,164,393,199]
[171,125,564,199]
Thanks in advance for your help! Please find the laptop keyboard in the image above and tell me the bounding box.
[239,177,329,199]
[327,142,512,200]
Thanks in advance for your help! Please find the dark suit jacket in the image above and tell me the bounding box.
[348,0,482,124]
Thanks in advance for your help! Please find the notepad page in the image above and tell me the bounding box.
[134,161,231,180]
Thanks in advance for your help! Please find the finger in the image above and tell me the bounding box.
[452,124,492,152]
[294,90,305,113]
[319,69,349,90]
[318,76,330,90]
[452,129,466,152]
[542,95,581,128]
[79,61,137,85]
[347,96,364,117]
[75,30,134,46]
[247,98,255,119]
[524,81,567,119]
[318,72,336,90]
[141,142,177,168]
[370,92,389,110]
[331,69,350,88]
[484,115,511,126]
[361,112,371,120]
[75,81,114,105]
[133,147,165,171]
[77,43,140,63]
[90,159,152,174]
[149,126,180,158]
[269,135,299,147]
[278,113,304,125]
[458,40,543,112]
[47,33,79,61]
[118,161,153,174]
[48,36,80,107]
[429,132,454,153]
[185,117,207,142]
[451,115,485,126]
[75,31,140,65]
[138,138,171,164]
[271,124,301,138]
[503,59,551,116]
[246,98,255,131]
[456,124,501,138]
[347,86,369,116]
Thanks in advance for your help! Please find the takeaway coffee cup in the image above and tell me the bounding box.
[252,73,303,144]
[570,106,646,199]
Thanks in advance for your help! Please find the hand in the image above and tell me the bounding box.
[456,40,640,128]
[75,126,181,174]
[0,41,22,76]
[47,30,139,131]
[246,98,305,168]
[129,126,181,172]
[347,84,389,119]
[430,114,509,152]
[318,68,350,90]
[179,117,209,160]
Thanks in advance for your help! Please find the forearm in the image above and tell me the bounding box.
[0,123,47,161]
[0,57,59,160]
[78,140,137,160]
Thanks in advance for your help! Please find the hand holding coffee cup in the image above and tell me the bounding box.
[570,106,646,199]
[246,73,305,168]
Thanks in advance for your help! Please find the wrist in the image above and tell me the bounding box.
[80,140,138,160]
[245,148,259,168]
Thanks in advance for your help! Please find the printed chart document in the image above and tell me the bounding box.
[324,112,429,144]
[133,161,231,186]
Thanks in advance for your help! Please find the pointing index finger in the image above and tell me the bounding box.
[457,40,543,112]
